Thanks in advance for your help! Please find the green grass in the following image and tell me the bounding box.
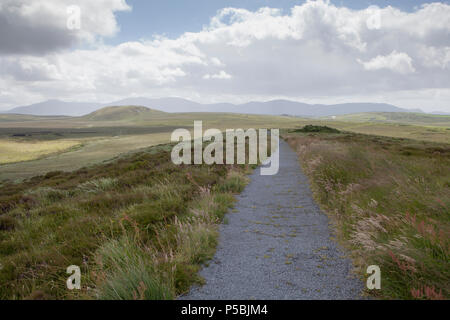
[0,141,250,299]
[0,132,173,183]
[326,112,450,127]
[285,130,450,300]
[95,236,173,300]
[0,139,82,164]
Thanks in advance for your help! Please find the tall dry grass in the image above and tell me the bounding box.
[285,132,449,299]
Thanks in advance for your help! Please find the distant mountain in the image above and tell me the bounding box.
[104,98,419,116]
[4,97,424,117]
[6,99,102,116]
[236,101,420,117]
[104,98,424,117]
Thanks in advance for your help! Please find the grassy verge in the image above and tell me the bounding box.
[284,128,449,300]
[0,142,251,299]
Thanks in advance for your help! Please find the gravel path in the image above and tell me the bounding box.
[180,140,363,299]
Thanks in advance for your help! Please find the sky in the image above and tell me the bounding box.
[109,1,428,44]
[0,0,449,112]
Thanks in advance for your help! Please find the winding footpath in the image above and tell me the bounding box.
[181,140,363,299]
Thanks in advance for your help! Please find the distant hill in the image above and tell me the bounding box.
[326,112,450,126]
[81,106,166,121]
[103,97,418,116]
[238,101,419,117]
[4,97,425,117]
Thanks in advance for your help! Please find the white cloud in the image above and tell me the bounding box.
[1,0,450,112]
[210,57,225,67]
[418,45,450,69]
[0,0,130,55]
[358,51,416,74]
[203,70,232,80]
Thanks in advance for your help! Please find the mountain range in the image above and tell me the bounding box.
[3,97,426,117]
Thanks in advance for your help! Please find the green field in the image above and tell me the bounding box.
[0,139,82,164]
[1,107,449,183]
[0,108,301,182]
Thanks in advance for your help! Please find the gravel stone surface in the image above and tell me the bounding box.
[180,140,363,299]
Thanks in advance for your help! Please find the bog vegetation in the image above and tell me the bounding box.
[285,129,449,299]
[0,107,449,300]
[0,142,251,299]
